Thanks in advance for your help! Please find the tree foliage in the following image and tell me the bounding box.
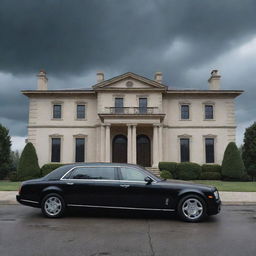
[17,142,40,181]
[222,142,245,179]
[0,124,12,179]
[242,122,256,169]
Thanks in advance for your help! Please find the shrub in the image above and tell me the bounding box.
[160,170,173,179]
[222,142,245,180]
[17,142,41,181]
[158,162,178,178]
[41,163,65,177]
[200,172,221,180]
[247,165,256,181]
[176,162,202,180]
[202,164,221,173]
[8,171,18,182]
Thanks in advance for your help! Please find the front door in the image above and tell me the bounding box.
[137,135,151,167]
[112,135,127,163]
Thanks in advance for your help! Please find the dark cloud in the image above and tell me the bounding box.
[0,0,256,146]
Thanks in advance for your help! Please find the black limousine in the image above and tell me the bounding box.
[17,163,221,222]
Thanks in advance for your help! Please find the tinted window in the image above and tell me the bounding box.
[120,167,147,181]
[70,167,115,180]
[75,138,85,162]
[139,98,147,114]
[205,138,214,163]
[77,105,85,119]
[115,98,123,113]
[53,104,62,119]
[180,138,190,162]
[205,105,213,119]
[181,105,189,119]
[51,138,61,162]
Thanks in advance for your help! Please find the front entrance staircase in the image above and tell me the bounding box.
[145,167,160,177]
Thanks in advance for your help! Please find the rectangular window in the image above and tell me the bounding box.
[115,98,124,113]
[51,138,61,162]
[139,98,148,114]
[205,138,214,163]
[180,138,190,162]
[77,104,85,119]
[70,167,115,180]
[181,105,190,120]
[53,104,62,119]
[205,105,214,119]
[75,138,85,162]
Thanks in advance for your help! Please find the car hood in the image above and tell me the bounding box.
[156,179,216,191]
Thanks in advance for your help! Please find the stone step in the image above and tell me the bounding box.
[145,168,161,177]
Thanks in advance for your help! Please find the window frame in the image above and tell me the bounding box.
[203,102,215,120]
[114,97,124,114]
[76,103,86,120]
[52,103,63,120]
[50,137,62,163]
[139,97,148,114]
[180,138,190,162]
[204,137,215,163]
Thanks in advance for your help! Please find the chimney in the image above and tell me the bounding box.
[37,69,48,90]
[154,72,163,83]
[97,72,104,83]
[208,70,221,90]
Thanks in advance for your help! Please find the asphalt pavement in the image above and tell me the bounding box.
[0,204,256,256]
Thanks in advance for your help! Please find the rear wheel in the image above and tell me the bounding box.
[41,193,65,218]
[177,194,207,222]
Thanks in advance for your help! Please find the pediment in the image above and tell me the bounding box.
[92,72,167,91]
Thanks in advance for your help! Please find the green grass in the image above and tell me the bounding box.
[192,180,256,192]
[0,181,21,191]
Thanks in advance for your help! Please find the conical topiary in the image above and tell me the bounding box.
[17,142,40,181]
[222,142,245,180]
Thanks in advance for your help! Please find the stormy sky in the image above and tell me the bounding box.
[0,0,256,151]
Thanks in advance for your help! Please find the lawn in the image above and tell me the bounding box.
[0,181,21,191]
[192,180,256,192]
[0,180,256,192]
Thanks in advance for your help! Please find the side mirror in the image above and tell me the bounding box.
[144,176,153,185]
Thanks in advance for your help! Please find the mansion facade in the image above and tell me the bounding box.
[22,70,242,168]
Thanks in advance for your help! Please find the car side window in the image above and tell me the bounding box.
[120,167,147,181]
[69,167,116,180]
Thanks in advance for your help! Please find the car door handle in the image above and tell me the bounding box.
[120,184,130,188]
[66,182,74,185]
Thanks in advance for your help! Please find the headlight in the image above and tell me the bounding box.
[214,190,219,200]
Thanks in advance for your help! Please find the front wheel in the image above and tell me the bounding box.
[41,193,65,218]
[177,195,207,222]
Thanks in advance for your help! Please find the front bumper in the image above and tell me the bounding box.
[207,199,221,215]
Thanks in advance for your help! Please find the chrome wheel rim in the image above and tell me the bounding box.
[182,198,203,220]
[44,196,62,216]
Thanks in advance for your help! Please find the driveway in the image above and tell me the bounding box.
[0,205,256,256]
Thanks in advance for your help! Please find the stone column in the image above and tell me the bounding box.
[158,125,163,162]
[153,124,159,168]
[127,124,132,163]
[100,124,105,162]
[105,124,111,162]
[132,124,137,164]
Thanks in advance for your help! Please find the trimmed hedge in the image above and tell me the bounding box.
[41,163,65,177]
[202,164,221,173]
[200,172,221,180]
[176,162,202,180]
[160,170,173,179]
[158,162,178,178]
[17,143,41,181]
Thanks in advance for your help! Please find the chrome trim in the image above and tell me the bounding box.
[67,204,175,212]
[60,165,158,183]
[20,199,39,204]
[61,179,154,184]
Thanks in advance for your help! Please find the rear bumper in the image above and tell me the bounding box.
[207,199,221,215]
[16,195,40,208]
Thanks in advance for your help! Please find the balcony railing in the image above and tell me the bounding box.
[103,107,161,115]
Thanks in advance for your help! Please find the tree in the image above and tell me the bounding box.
[222,142,245,180]
[17,142,40,180]
[242,122,256,169]
[0,124,12,179]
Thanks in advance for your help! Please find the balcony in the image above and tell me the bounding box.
[98,107,165,122]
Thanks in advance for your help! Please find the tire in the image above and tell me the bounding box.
[41,193,66,218]
[177,194,207,222]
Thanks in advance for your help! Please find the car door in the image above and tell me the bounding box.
[61,166,121,206]
[117,166,171,209]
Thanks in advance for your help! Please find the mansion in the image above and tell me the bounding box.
[22,70,242,168]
